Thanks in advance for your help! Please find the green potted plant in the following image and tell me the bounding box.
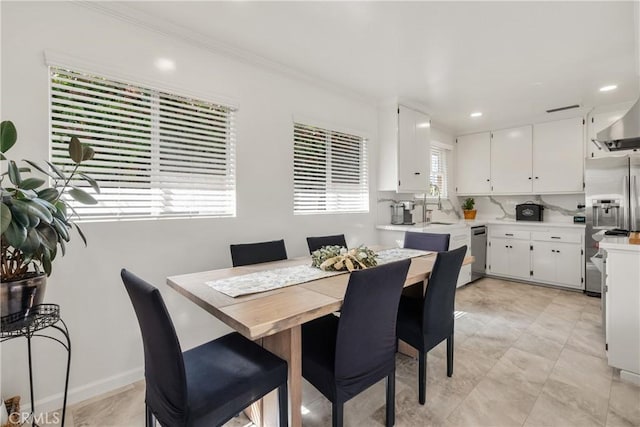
[462,197,477,220]
[1,120,99,322]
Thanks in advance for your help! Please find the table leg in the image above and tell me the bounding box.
[398,281,423,359]
[250,326,302,427]
[398,340,418,358]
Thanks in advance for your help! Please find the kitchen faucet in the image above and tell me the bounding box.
[417,184,442,223]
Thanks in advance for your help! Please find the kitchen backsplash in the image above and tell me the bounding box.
[376,191,585,224]
[462,194,585,223]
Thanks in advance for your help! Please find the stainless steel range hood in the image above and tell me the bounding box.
[593,98,640,151]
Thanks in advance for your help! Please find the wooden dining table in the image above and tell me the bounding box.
[167,250,474,427]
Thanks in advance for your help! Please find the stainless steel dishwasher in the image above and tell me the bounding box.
[470,226,487,282]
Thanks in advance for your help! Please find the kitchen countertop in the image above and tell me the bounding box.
[377,219,586,232]
[486,219,586,229]
[599,236,640,253]
[377,222,469,232]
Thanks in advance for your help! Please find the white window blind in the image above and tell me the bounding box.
[50,67,236,220]
[430,146,449,198]
[293,123,368,214]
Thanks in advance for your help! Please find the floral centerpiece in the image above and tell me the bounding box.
[311,245,378,272]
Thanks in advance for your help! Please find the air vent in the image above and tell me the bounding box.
[546,104,580,113]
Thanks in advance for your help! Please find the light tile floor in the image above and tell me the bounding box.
[54,278,640,426]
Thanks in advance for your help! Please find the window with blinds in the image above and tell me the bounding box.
[430,146,449,198]
[293,123,368,214]
[50,68,236,220]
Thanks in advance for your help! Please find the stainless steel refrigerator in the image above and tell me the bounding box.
[585,155,640,295]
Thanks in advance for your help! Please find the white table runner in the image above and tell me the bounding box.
[206,248,432,298]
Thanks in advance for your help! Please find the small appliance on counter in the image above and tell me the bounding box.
[391,203,404,225]
[390,201,415,225]
[516,202,544,221]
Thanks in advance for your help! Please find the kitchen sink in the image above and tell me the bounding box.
[428,221,456,225]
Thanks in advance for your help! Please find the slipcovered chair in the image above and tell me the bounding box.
[403,231,450,252]
[121,269,289,427]
[306,234,348,254]
[230,239,288,267]
[301,259,411,427]
[395,246,467,404]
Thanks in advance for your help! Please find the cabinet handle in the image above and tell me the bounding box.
[414,172,421,175]
[509,245,513,249]
[528,177,532,180]
[557,250,560,253]
[505,245,509,248]
[551,236,561,239]
[535,177,539,179]
[552,249,556,253]
[505,233,514,236]
[486,179,490,182]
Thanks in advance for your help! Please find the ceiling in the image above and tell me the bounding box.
[101,1,639,134]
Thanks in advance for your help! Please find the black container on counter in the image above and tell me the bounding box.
[516,203,544,221]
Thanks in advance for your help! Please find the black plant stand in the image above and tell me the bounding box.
[1,304,71,427]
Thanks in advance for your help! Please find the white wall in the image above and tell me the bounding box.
[0,2,378,409]
[636,0,640,80]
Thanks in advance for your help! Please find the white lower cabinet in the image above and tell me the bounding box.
[602,245,640,381]
[531,231,583,289]
[449,228,472,287]
[531,241,583,289]
[488,237,530,280]
[488,225,584,290]
[531,241,556,283]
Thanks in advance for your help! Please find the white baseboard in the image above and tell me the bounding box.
[620,370,640,386]
[24,367,144,415]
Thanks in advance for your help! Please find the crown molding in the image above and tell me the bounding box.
[75,1,377,107]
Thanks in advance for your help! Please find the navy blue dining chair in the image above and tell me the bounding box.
[403,231,450,252]
[402,231,452,297]
[121,269,289,427]
[301,259,411,427]
[306,234,348,254]
[396,246,467,405]
[230,239,288,267]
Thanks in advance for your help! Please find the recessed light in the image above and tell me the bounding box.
[470,112,483,118]
[599,85,617,92]
[154,58,176,72]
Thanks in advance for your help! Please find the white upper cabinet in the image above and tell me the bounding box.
[455,117,587,195]
[455,132,491,195]
[378,104,431,192]
[532,117,584,193]
[490,125,533,194]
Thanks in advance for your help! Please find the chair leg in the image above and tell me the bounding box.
[386,370,395,427]
[332,402,343,427]
[278,382,289,427]
[418,351,426,405]
[145,405,155,427]
[447,334,454,377]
